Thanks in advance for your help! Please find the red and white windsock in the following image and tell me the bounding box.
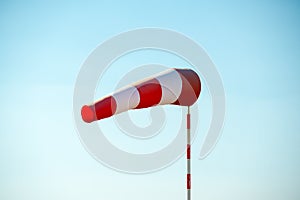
[81,68,201,123]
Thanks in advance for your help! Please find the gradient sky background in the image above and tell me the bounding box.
[1,0,300,200]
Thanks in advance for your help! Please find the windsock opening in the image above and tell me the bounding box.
[172,69,201,106]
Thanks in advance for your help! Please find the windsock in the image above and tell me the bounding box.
[81,68,201,123]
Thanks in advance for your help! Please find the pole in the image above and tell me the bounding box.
[187,106,191,200]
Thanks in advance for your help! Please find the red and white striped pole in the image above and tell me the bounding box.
[187,106,191,200]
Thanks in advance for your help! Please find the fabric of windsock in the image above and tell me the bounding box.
[81,68,201,123]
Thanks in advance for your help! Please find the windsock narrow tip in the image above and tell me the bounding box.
[81,105,96,123]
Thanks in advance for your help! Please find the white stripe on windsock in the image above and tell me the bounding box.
[155,69,182,105]
[112,86,140,114]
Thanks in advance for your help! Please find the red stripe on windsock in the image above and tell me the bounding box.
[81,96,117,122]
[187,144,191,159]
[135,78,162,109]
[172,69,201,106]
[94,96,117,120]
[187,174,191,189]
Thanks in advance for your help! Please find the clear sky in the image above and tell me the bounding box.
[0,0,300,200]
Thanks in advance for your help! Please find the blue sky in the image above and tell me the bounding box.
[0,1,300,200]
